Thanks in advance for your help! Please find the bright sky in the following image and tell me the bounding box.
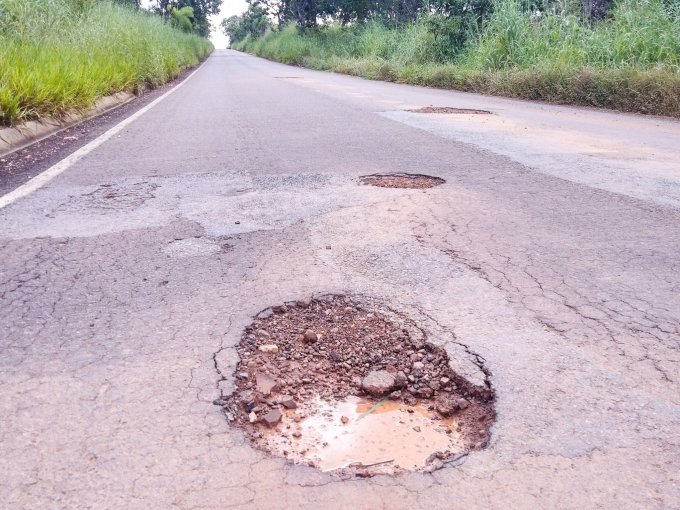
[211,0,249,48]
[140,0,249,48]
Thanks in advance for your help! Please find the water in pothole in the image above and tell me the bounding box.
[262,396,464,471]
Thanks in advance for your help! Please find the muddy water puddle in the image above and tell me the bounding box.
[263,396,464,472]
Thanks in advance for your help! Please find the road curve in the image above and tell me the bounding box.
[1,50,679,509]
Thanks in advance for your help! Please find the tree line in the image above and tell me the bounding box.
[222,0,621,46]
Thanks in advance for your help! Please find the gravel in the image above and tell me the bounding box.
[220,295,496,469]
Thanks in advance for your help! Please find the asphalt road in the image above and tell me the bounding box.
[1,50,679,509]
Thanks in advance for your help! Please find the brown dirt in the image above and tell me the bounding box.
[408,106,492,114]
[359,173,445,189]
[219,295,495,475]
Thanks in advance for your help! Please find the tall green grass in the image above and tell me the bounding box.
[466,0,680,69]
[236,0,680,116]
[0,0,213,125]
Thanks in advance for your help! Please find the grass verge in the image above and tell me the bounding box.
[0,0,213,126]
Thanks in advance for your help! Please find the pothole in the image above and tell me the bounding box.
[359,173,445,189]
[218,295,495,476]
[409,107,491,114]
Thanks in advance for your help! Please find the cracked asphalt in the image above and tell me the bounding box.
[1,50,679,509]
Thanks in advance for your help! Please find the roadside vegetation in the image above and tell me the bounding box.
[225,0,680,117]
[0,0,214,126]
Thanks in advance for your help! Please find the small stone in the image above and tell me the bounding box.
[303,330,318,343]
[394,371,408,388]
[297,298,312,308]
[292,431,302,438]
[413,426,421,433]
[440,377,450,385]
[280,395,297,409]
[361,370,396,397]
[435,396,457,416]
[412,361,424,370]
[262,409,283,427]
[256,372,277,395]
[258,344,279,354]
[457,398,470,410]
[256,329,270,338]
[272,305,287,314]
[416,387,433,398]
[341,416,349,425]
[248,411,257,423]
[238,390,255,403]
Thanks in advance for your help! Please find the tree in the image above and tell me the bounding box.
[221,1,270,44]
[152,0,221,36]
[171,5,195,32]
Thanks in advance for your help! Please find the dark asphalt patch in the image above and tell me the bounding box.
[359,173,445,189]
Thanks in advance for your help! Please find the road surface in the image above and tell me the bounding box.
[1,50,679,509]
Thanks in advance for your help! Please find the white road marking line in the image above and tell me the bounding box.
[0,60,207,210]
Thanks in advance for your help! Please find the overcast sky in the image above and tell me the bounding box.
[211,0,248,48]
[141,0,249,48]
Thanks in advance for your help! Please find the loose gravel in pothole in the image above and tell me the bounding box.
[219,295,495,476]
[359,173,445,189]
[409,106,491,114]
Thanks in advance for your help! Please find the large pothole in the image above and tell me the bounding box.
[219,295,495,476]
[359,173,445,189]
